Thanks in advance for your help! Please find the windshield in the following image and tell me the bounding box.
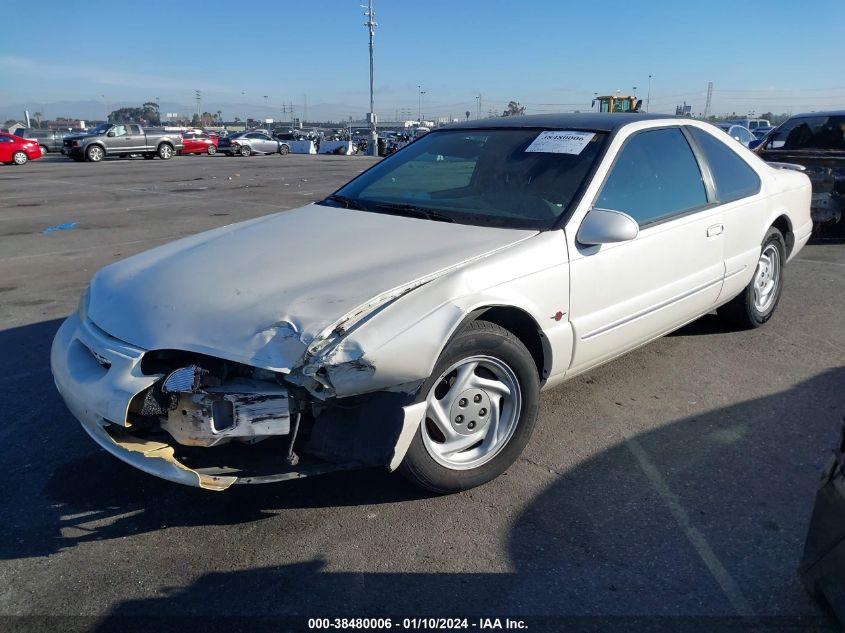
[326,128,607,229]
[765,115,845,151]
[88,123,111,135]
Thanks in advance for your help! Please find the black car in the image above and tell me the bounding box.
[755,111,845,237]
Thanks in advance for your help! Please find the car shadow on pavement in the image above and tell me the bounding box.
[2,317,843,626]
[60,363,845,624]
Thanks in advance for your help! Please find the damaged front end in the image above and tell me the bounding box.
[51,315,424,490]
[118,350,420,489]
[51,313,425,491]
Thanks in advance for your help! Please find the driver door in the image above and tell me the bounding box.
[567,126,725,374]
[108,125,130,152]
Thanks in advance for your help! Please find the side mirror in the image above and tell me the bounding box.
[107,130,116,137]
[577,208,639,245]
[748,139,762,150]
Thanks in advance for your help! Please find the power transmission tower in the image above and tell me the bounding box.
[703,81,713,119]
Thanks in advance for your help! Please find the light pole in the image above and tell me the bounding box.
[418,85,423,123]
[476,94,481,119]
[420,90,426,123]
[363,0,378,155]
[646,74,652,113]
[264,95,269,130]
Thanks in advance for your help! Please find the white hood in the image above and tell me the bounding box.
[88,204,537,371]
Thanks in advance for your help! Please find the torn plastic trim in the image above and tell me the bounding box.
[388,401,427,471]
[78,416,237,491]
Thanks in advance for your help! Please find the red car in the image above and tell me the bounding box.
[0,132,42,165]
[179,131,218,156]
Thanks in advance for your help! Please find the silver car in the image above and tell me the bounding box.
[715,123,756,147]
[219,131,290,156]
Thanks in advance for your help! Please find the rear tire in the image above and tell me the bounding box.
[239,145,251,157]
[207,145,217,155]
[157,143,174,160]
[399,320,540,494]
[718,227,786,329]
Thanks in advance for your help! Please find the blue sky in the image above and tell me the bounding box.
[2,0,844,121]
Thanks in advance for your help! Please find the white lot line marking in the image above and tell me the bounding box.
[796,258,845,268]
[0,236,172,262]
[0,197,202,222]
[624,435,756,618]
[30,178,285,211]
[0,367,51,385]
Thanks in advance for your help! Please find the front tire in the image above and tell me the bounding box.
[12,151,28,165]
[718,226,786,329]
[399,320,540,493]
[278,144,290,155]
[40,145,49,156]
[86,145,104,162]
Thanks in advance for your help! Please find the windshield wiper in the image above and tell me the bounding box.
[324,194,369,211]
[373,202,454,223]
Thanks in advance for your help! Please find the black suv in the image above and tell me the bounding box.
[755,111,845,238]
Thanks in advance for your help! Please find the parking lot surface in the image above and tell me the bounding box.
[1,154,843,626]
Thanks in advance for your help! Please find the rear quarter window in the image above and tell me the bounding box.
[689,127,761,203]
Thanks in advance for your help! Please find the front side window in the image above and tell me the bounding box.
[765,115,845,150]
[328,128,608,230]
[596,127,708,226]
[689,127,760,203]
[112,125,127,137]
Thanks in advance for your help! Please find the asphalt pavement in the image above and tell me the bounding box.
[0,153,843,629]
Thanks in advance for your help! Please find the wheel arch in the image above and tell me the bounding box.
[461,305,550,383]
[770,214,794,257]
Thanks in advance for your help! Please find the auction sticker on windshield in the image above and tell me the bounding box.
[526,130,595,154]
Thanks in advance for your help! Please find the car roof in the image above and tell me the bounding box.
[443,112,679,132]
[785,110,845,119]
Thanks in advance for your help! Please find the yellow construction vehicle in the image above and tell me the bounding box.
[593,95,642,113]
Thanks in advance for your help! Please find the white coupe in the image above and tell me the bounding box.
[51,114,813,492]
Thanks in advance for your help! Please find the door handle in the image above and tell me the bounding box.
[707,223,724,237]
